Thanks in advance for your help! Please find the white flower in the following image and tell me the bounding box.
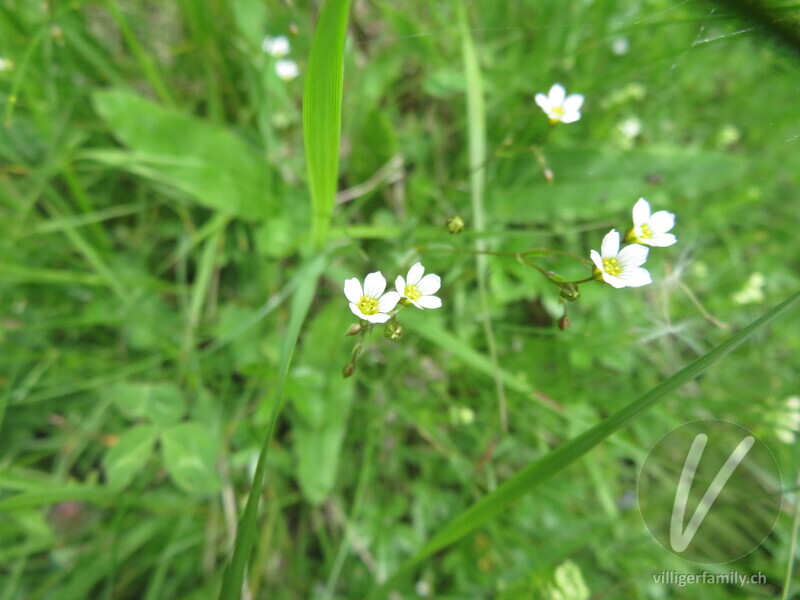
[275,59,299,81]
[344,272,400,324]
[626,198,677,247]
[395,263,442,310]
[261,35,290,57]
[590,229,652,289]
[535,83,584,124]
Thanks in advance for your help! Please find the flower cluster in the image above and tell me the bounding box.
[344,263,441,323]
[590,198,677,289]
[261,35,299,81]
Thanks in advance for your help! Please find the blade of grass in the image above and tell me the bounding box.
[368,289,800,598]
[303,0,353,249]
[217,253,327,600]
[459,6,508,432]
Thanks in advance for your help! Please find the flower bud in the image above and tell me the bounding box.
[558,315,570,331]
[344,323,362,336]
[342,362,355,378]
[446,215,465,234]
[559,283,580,301]
[384,320,404,341]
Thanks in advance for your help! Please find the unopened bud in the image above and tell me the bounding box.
[342,362,355,378]
[558,315,570,331]
[345,323,362,336]
[384,320,404,341]
[559,283,580,301]
[543,168,554,183]
[446,215,465,234]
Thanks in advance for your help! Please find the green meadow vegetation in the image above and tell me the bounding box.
[1,0,800,598]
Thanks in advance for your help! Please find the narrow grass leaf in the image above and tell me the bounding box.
[218,253,327,599]
[369,289,800,597]
[303,0,352,248]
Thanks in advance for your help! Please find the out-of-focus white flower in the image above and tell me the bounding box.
[261,35,290,57]
[733,272,765,305]
[611,36,630,56]
[535,83,584,124]
[0,57,14,72]
[275,59,299,81]
[625,198,677,247]
[590,229,652,289]
[344,272,400,324]
[776,396,800,444]
[395,262,442,309]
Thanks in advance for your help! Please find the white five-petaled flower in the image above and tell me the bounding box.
[626,198,677,247]
[395,263,442,309]
[344,272,400,324]
[535,83,584,124]
[275,59,299,81]
[590,229,652,289]
[261,35,291,57]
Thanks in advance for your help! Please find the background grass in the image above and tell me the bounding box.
[1,0,800,598]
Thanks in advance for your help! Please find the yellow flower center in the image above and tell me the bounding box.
[552,106,565,117]
[404,284,422,301]
[602,258,623,277]
[638,224,653,239]
[357,296,380,315]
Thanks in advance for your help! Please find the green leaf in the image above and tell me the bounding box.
[103,424,158,491]
[92,89,271,220]
[218,254,327,599]
[110,381,185,426]
[369,290,800,598]
[161,422,220,495]
[303,0,352,247]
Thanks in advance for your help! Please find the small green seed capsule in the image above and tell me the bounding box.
[559,283,580,302]
[446,215,465,234]
[384,320,404,341]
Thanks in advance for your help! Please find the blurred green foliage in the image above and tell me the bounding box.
[1,0,799,599]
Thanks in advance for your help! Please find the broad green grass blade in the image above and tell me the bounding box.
[218,254,327,600]
[303,0,352,248]
[369,289,800,598]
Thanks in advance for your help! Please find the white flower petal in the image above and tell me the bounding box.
[363,312,391,324]
[394,275,406,296]
[563,94,584,113]
[617,243,649,267]
[589,249,604,271]
[414,295,442,309]
[406,263,425,285]
[377,291,400,313]
[647,233,677,247]
[648,210,675,234]
[363,272,386,298]
[416,273,441,295]
[549,83,566,106]
[535,93,550,110]
[602,273,627,289]
[616,266,652,287]
[344,278,363,304]
[600,229,620,258]
[560,111,581,124]
[632,198,651,226]
[349,303,368,320]
[275,59,299,80]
